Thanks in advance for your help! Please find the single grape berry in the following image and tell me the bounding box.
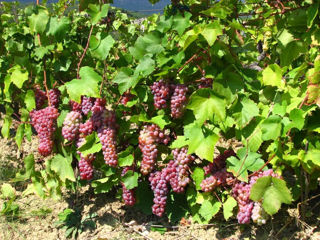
[170,84,188,118]
[62,111,82,141]
[150,80,170,109]
[30,106,59,156]
[49,88,61,108]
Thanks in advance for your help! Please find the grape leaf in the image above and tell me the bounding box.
[65,67,101,102]
[78,132,102,156]
[226,147,265,182]
[261,115,283,140]
[261,64,284,89]
[250,176,292,215]
[187,89,226,125]
[223,196,237,221]
[191,167,205,190]
[113,68,139,95]
[121,170,139,190]
[50,154,75,182]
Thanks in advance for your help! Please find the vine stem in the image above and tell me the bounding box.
[36,0,51,107]
[77,25,94,79]
[248,153,276,178]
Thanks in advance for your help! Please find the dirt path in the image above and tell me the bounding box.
[0,136,319,240]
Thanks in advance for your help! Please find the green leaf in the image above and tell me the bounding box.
[240,98,259,127]
[307,3,319,28]
[15,124,24,149]
[170,136,188,149]
[78,132,102,156]
[226,147,265,182]
[47,16,70,41]
[118,147,134,167]
[198,196,221,223]
[261,115,282,140]
[187,89,226,125]
[289,109,305,130]
[191,167,205,190]
[150,226,167,234]
[147,114,171,130]
[8,65,28,89]
[172,12,192,36]
[121,171,138,190]
[90,34,115,60]
[261,64,284,89]
[134,55,155,77]
[87,4,109,25]
[201,21,223,46]
[28,7,49,33]
[184,123,219,161]
[113,68,139,95]
[304,149,320,169]
[24,154,36,178]
[201,3,232,19]
[25,90,35,111]
[250,176,292,215]
[129,32,164,60]
[223,196,237,221]
[65,67,101,102]
[91,176,119,194]
[250,176,272,201]
[1,183,16,199]
[50,154,75,182]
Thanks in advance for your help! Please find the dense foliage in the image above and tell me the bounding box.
[0,0,320,227]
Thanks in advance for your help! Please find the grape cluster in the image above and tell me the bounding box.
[69,100,82,112]
[49,88,61,108]
[203,149,236,175]
[201,168,234,192]
[121,167,136,206]
[120,92,134,106]
[139,124,170,175]
[232,169,280,224]
[251,202,268,225]
[81,96,95,115]
[150,80,170,109]
[77,136,95,180]
[98,127,118,167]
[34,89,47,109]
[79,118,94,136]
[149,171,168,217]
[30,107,59,156]
[62,111,82,141]
[78,153,95,180]
[198,77,213,89]
[170,84,188,118]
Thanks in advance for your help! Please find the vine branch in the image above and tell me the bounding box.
[77,25,94,79]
